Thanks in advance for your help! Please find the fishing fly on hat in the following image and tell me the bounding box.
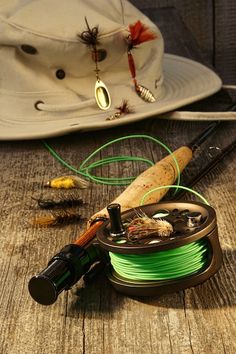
[0,0,230,140]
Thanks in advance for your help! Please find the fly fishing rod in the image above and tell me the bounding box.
[28,120,224,305]
[172,138,236,200]
[168,102,236,200]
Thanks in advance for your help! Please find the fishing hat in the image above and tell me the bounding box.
[0,0,222,140]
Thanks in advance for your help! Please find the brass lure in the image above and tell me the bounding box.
[78,17,111,110]
[45,175,89,189]
[95,79,111,110]
[135,83,156,103]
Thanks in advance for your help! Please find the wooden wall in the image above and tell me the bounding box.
[130,0,236,85]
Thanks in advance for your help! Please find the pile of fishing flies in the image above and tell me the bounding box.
[31,175,89,227]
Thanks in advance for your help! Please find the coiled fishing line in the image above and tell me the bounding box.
[109,239,208,281]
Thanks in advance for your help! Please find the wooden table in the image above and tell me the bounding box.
[0,8,235,354]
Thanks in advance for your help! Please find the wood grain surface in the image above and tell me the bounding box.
[0,7,235,354]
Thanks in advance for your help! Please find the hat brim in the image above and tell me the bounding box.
[0,54,222,140]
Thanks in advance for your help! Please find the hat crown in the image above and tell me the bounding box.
[0,0,163,91]
[1,0,126,40]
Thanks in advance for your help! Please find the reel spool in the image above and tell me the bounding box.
[97,201,223,296]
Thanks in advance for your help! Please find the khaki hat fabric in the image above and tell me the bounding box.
[0,0,222,140]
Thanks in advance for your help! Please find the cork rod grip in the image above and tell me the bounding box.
[90,146,193,222]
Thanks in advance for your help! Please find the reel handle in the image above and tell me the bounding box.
[107,203,126,238]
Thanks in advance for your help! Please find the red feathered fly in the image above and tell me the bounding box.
[128,20,157,50]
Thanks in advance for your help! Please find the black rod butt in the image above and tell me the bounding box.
[28,244,101,305]
[28,274,58,305]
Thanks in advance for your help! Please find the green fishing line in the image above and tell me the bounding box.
[110,239,208,280]
[43,134,181,186]
[140,185,210,206]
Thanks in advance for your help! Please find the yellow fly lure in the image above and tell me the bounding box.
[45,175,89,189]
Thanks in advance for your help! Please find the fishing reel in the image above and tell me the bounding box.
[97,201,223,296]
[28,201,222,304]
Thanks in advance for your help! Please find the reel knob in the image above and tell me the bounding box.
[107,203,126,238]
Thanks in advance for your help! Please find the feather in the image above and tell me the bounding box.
[78,17,99,47]
[126,215,173,242]
[128,20,157,49]
[32,195,83,209]
[106,100,134,121]
[32,210,81,227]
